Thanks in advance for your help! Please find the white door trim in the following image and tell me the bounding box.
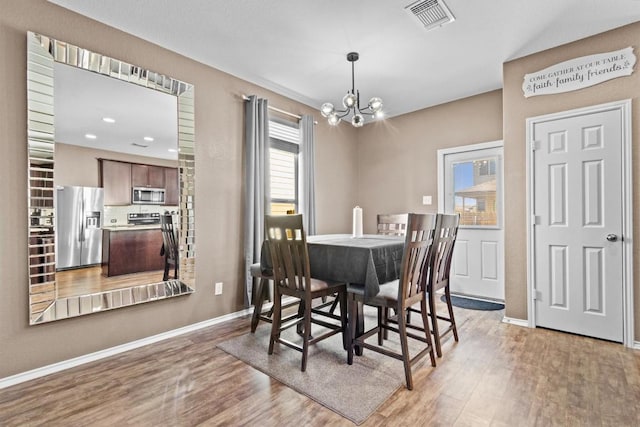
[437,140,504,212]
[526,99,633,347]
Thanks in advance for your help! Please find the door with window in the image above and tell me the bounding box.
[439,141,504,300]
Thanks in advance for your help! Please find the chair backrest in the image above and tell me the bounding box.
[397,213,438,308]
[377,213,409,236]
[429,213,460,292]
[265,214,311,295]
[160,214,179,262]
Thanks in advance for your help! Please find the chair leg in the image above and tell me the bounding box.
[428,290,442,358]
[328,295,339,314]
[347,294,357,365]
[397,306,413,390]
[377,307,384,345]
[301,299,312,372]
[250,278,268,333]
[421,298,436,367]
[296,299,305,335]
[268,289,282,355]
[444,286,459,342]
[382,307,389,340]
[163,259,169,281]
[174,262,178,280]
[339,291,348,350]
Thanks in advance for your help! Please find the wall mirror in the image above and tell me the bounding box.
[27,32,196,324]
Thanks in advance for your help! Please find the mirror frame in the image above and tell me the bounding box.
[27,32,196,324]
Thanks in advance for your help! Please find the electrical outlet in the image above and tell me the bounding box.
[215,282,223,295]
[422,195,432,205]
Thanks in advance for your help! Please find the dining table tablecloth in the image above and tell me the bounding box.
[306,234,405,298]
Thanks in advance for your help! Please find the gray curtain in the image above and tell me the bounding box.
[244,96,270,307]
[300,115,316,235]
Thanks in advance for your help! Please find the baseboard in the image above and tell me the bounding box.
[633,341,640,350]
[501,316,530,327]
[0,307,253,390]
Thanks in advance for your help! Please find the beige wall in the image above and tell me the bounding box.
[356,90,503,233]
[55,143,178,187]
[503,22,640,331]
[0,0,357,378]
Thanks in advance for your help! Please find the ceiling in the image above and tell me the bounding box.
[49,0,640,120]
[55,62,178,160]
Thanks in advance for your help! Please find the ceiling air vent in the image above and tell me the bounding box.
[405,0,455,31]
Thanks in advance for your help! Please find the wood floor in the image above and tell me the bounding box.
[56,266,165,298]
[1,303,639,426]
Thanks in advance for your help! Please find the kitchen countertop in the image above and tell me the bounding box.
[102,225,161,231]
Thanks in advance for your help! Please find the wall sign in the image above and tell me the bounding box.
[522,47,636,98]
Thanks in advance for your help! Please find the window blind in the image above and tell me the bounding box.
[269,120,300,144]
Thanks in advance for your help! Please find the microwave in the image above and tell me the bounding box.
[132,187,165,204]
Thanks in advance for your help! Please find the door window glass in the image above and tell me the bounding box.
[453,157,498,226]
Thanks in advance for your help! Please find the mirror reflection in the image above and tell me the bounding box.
[27,32,196,324]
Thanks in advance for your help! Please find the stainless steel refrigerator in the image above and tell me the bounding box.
[55,186,104,270]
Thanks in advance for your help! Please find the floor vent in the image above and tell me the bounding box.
[405,0,455,31]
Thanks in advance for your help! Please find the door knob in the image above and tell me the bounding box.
[606,234,618,242]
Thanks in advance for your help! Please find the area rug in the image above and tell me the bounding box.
[441,294,504,311]
[217,313,430,425]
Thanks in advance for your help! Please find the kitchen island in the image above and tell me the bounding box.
[101,225,164,277]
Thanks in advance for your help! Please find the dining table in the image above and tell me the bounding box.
[306,234,405,298]
[259,233,405,353]
[307,234,405,353]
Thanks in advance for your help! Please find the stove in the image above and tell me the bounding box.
[127,212,161,225]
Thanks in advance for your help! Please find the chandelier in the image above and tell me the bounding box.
[320,52,384,127]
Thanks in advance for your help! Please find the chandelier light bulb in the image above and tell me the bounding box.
[368,97,383,112]
[320,102,335,118]
[343,92,357,109]
[351,113,364,127]
[328,113,340,126]
[373,110,385,120]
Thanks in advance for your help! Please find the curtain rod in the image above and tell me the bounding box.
[242,95,316,123]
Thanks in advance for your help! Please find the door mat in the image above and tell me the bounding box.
[441,295,504,311]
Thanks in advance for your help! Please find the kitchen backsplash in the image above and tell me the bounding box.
[104,205,179,226]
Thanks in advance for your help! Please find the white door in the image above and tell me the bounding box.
[531,106,625,342]
[439,142,504,300]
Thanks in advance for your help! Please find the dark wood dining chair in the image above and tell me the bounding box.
[347,213,438,390]
[160,213,179,281]
[249,260,300,333]
[426,213,460,357]
[265,214,348,372]
[377,213,409,236]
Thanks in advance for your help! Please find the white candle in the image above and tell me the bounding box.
[352,206,363,238]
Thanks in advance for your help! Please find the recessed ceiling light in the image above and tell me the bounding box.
[85,133,97,139]
[143,136,154,142]
[102,117,115,123]
[168,148,178,153]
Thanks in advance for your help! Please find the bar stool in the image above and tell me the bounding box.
[250,263,299,333]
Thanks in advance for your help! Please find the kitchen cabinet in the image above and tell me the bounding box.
[100,159,178,206]
[165,167,179,206]
[101,228,164,276]
[132,164,165,188]
[100,160,131,206]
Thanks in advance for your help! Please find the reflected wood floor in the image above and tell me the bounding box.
[1,303,639,426]
[56,267,165,298]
